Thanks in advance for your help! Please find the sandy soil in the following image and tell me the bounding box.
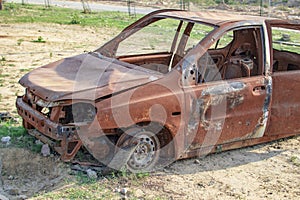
[0,23,299,199]
[0,23,119,114]
[0,148,72,199]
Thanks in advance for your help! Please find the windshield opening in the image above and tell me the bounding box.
[96,16,214,74]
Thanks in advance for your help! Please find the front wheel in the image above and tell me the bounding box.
[117,129,160,173]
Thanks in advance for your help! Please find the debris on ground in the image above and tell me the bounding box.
[0,112,13,122]
[114,187,129,199]
[41,144,50,157]
[1,137,10,145]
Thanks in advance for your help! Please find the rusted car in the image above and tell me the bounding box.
[16,10,300,172]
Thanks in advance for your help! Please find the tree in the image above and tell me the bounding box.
[0,0,3,10]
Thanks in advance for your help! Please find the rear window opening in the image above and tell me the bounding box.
[272,27,300,72]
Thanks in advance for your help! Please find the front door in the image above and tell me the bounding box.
[182,25,270,151]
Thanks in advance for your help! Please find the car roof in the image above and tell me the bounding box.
[150,9,293,26]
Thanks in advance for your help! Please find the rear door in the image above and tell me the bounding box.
[265,22,300,136]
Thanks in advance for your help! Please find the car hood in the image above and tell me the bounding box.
[19,53,164,101]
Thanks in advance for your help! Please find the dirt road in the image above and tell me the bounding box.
[5,0,157,14]
[0,23,299,200]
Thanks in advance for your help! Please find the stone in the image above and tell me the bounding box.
[194,159,201,164]
[0,194,9,200]
[41,144,51,156]
[17,195,28,200]
[120,188,128,195]
[8,188,19,196]
[86,169,97,179]
[1,136,11,144]
[135,189,144,198]
[35,140,43,145]
[281,34,291,41]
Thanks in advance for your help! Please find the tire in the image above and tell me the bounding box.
[117,129,160,173]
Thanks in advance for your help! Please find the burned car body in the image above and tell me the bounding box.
[16,10,300,172]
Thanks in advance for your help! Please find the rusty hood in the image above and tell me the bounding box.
[19,53,163,101]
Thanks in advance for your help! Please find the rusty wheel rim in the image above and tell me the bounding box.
[127,132,160,171]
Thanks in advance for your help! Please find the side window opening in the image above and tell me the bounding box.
[213,31,234,50]
[183,26,264,86]
[271,27,300,72]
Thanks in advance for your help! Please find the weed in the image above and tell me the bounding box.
[1,56,6,61]
[120,166,128,178]
[20,68,34,73]
[76,171,97,184]
[0,120,26,142]
[0,74,9,78]
[290,156,300,167]
[31,36,46,43]
[17,38,24,46]
[4,2,17,11]
[136,171,150,178]
[0,94,2,102]
[0,119,43,152]
[70,13,81,24]
[277,5,289,11]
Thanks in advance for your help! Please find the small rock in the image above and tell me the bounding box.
[120,194,127,200]
[8,175,14,180]
[1,136,11,144]
[114,188,121,193]
[197,183,205,188]
[71,164,84,172]
[8,188,19,196]
[0,194,9,200]
[194,159,201,164]
[41,144,50,156]
[281,33,290,41]
[0,112,13,121]
[86,169,97,179]
[135,189,144,198]
[120,188,128,195]
[35,140,43,145]
[17,195,27,200]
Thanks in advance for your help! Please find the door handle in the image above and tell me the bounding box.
[253,85,266,95]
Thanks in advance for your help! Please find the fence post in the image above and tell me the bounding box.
[127,0,136,17]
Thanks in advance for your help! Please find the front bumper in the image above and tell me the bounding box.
[16,97,82,161]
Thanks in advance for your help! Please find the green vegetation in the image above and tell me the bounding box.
[34,170,151,199]
[0,73,9,86]
[31,36,46,43]
[17,38,24,46]
[0,119,25,144]
[272,28,300,54]
[36,181,118,199]
[19,68,34,73]
[0,119,43,152]
[290,156,300,167]
[0,3,140,30]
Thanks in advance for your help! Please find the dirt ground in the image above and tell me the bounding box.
[0,22,299,199]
